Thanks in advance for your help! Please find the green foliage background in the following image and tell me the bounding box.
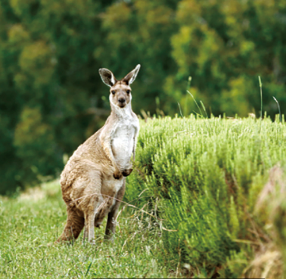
[1,0,286,193]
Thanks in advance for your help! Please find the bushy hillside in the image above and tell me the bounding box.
[1,116,286,278]
[126,115,286,278]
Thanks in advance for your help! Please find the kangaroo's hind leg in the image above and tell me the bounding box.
[104,180,126,241]
[94,193,116,228]
[84,211,97,244]
[80,170,103,244]
[56,207,84,243]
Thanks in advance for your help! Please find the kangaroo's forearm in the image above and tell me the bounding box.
[102,140,119,170]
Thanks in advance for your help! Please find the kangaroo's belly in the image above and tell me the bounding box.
[112,125,135,170]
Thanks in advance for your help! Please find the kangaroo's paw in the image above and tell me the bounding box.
[122,168,133,177]
[113,169,123,179]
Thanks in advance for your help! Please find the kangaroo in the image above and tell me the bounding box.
[57,65,141,243]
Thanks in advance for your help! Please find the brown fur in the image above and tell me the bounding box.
[56,65,140,243]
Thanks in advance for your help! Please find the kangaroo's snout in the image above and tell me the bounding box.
[118,98,126,104]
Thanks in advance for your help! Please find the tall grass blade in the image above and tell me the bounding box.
[85,262,93,276]
[187,90,203,118]
[187,76,192,89]
[258,76,263,120]
[178,102,184,118]
[273,96,282,123]
[200,100,208,118]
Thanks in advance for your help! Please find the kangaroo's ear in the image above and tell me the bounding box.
[99,68,117,87]
[122,64,141,85]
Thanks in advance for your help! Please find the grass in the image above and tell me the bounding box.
[0,181,172,278]
[1,115,286,278]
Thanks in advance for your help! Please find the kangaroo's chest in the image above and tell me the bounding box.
[111,120,137,168]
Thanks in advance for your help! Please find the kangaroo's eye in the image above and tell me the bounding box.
[111,90,116,95]
[126,90,131,94]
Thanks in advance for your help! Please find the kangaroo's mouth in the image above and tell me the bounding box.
[118,103,126,108]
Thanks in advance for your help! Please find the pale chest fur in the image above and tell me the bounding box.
[111,116,139,170]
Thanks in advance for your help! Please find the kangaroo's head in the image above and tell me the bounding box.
[99,65,141,109]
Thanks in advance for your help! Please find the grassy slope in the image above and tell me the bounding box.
[0,182,170,278]
[1,116,286,278]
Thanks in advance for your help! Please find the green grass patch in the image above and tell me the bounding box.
[0,181,170,278]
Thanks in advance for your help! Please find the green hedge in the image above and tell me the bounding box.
[126,115,286,277]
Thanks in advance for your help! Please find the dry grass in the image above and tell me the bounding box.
[242,165,286,279]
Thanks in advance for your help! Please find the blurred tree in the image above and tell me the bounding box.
[94,0,178,114]
[13,107,59,186]
[169,0,286,116]
[0,0,114,194]
[0,0,286,194]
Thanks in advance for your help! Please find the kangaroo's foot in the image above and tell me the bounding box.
[95,221,102,228]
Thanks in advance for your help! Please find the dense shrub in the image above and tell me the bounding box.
[126,115,286,277]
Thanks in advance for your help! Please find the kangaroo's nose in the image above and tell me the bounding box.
[118,98,126,103]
